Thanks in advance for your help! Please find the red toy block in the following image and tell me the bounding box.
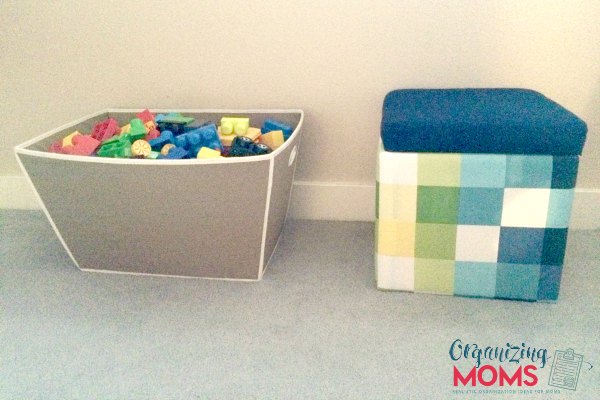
[49,141,67,153]
[137,109,155,123]
[145,128,160,141]
[66,135,101,156]
[91,118,120,141]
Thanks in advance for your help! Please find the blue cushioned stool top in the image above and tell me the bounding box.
[381,89,587,155]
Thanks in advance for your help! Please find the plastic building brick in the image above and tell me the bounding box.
[172,124,224,156]
[120,123,131,134]
[184,119,213,132]
[137,109,155,123]
[160,143,175,155]
[66,135,100,156]
[230,136,272,157]
[145,128,160,141]
[220,117,249,136]
[131,139,152,157]
[262,119,293,140]
[245,127,261,142]
[156,113,195,125]
[219,126,261,147]
[128,118,148,141]
[97,140,132,158]
[62,131,81,147]
[259,129,284,150]
[157,146,189,159]
[91,118,120,141]
[148,130,174,151]
[197,147,222,158]
[144,120,157,132]
[184,124,223,152]
[49,141,66,153]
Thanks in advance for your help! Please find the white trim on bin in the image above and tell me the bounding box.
[259,157,275,279]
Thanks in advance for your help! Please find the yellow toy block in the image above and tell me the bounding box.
[62,131,81,147]
[120,123,131,134]
[218,127,235,147]
[220,117,249,136]
[144,121,156,132]
[197,147,222,159]
[259,129,284,150]
[131,139,151,157]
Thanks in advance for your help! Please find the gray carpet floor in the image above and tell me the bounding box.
[1,210,599,399]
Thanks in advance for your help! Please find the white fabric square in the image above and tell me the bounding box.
[501,188,551,228]
[376,255,415,291]
[378,145,418,185]
[455,225,500,262]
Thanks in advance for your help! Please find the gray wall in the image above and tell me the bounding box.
[2,0,599,187]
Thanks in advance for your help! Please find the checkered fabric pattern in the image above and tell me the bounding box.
[376,144,579,301]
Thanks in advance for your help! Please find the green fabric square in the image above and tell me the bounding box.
[417,186,460,224]
[415,223,457,260]
[415,259,455,294]
[417,154,461,186]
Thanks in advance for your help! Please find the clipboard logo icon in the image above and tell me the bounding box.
[548,348,583,391]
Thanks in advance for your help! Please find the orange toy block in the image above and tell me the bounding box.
[259,130,284,150]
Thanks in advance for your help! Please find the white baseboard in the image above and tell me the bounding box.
[0,175,43,210]
[2,175,599,229]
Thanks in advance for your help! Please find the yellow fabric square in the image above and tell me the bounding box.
[376,220,416,257]
[378,184,417,221]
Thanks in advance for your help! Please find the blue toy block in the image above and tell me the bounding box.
[196,124,223,151]
[230,136,272,157]
[174,131,203,157]
[171,124,223,156]
[261,119,293,140]
[148,130,174,151]
[157,146,189,159]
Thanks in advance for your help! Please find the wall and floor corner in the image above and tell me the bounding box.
[1,1,599,226]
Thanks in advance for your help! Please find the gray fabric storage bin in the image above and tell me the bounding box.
[15,109,304,280]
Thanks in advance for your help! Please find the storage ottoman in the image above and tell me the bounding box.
[376,89,587,301]
[15,109,303,280]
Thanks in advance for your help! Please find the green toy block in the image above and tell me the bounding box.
[97,140,132,158]
[160,113,195,125]
[128,118,148,141]
[221,117,249,136]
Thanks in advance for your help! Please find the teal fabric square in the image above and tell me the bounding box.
[546,189,574,228]
[498,228,545,264]
[458,187,504,225]
[506,155,553,188]
[551,156,579,189]
[496,263,541,301]
[454,262,497,298]
[542,228,568,265]
[461,155,507,188]
[538,264,563,301]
